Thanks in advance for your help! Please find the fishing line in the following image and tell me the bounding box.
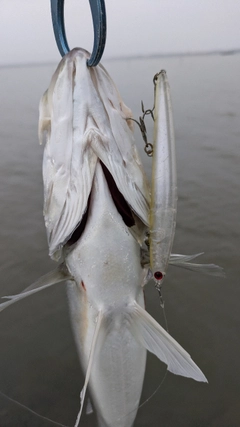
[162,306,169,333]
[0,390,69,427]
[115,288,169,424]
[138,370,168,410]
[157,288,169,333]
[115,366,168,425]
[136,290,169,411]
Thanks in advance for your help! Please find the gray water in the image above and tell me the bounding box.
[0,53,239,427]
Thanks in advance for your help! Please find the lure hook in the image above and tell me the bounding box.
[50,0,107,67]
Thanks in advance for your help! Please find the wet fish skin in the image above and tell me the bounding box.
[66,162,147,427]
[39,48,151,426]
[0,49,208,427]
[38,50,206,427]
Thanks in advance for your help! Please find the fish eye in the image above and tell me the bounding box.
[154,271,163,281]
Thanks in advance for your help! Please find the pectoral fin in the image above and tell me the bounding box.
[141,250,225,278]
[169,253,225,277]
[0,265,72,313]
[130,301,207,382]
[74,311,104,427]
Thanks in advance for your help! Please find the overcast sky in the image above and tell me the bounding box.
[0,0,240,66]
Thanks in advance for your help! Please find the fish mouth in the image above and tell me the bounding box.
[100,161,135,227]
[66,161,135,247]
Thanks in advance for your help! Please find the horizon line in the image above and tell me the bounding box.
[0,48,239,69]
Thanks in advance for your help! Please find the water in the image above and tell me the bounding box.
[0,53,239,426]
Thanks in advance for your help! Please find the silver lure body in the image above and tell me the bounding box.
[149,71,177,286]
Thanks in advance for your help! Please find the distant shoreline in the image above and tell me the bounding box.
[1,48,239,69]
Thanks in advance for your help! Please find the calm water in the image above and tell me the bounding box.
[0,53,239,427]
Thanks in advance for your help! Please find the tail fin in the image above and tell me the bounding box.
[169,253,225,277]
[0,265,72,313]
[74,311,104,427]
[130,301,207,383]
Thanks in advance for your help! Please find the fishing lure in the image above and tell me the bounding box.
[149,71,177,288]
[137,72,224,294]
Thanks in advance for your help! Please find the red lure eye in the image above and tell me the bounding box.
[154,271,163,281]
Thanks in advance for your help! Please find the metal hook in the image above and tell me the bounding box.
[50,0,107,67]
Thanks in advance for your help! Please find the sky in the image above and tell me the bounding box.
[0,0,240,66]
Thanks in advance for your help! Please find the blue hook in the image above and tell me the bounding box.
[50,0,107,67]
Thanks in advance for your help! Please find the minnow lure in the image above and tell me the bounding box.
[149,71,177,288]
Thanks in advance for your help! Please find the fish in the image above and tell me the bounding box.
[1,48,225,426]
[40,48,207,426]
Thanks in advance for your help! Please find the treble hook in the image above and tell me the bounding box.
[50,0,107,67]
